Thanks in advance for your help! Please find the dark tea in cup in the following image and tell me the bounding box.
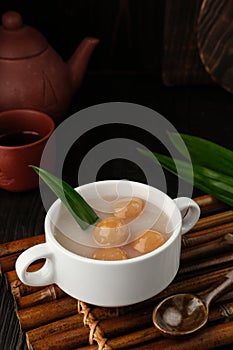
[0,130,41,146]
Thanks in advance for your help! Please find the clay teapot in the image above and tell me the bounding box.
[0,11,99,121]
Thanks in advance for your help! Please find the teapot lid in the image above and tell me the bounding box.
[0,11,48,59]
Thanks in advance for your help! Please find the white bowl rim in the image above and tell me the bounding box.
[44,180,182,265]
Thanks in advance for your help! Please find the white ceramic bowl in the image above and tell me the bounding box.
[16,180,200,307]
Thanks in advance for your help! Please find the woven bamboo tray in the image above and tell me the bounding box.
[1,195,233,350]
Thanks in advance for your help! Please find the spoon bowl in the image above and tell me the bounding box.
[152,269,233,337]
[152,293,208,337]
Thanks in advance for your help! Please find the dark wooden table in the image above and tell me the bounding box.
[0,189,45,350]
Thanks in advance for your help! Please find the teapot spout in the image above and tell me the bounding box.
[67,37,99,92]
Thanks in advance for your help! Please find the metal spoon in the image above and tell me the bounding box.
[152,269,233,337]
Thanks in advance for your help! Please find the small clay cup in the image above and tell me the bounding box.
[0,109,54,192]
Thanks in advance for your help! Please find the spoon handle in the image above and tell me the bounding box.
[201,269,233,308]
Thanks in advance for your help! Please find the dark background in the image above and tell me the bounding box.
[1,0,232,187]
[0,0,232,145]
[0,1,233,349]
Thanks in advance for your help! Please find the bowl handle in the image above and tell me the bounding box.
[15,243,55,286]
[173,197,200,235]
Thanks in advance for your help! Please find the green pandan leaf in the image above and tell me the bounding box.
[31,166,99,230]
[139,133,233,208]
[168,132,233,177]
[149,152,233,207]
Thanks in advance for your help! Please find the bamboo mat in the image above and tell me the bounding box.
[1,195,233,350]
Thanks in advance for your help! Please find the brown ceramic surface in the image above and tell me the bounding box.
[197,0,233,94]
[0,11,99,121]
[0,109,54,192]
